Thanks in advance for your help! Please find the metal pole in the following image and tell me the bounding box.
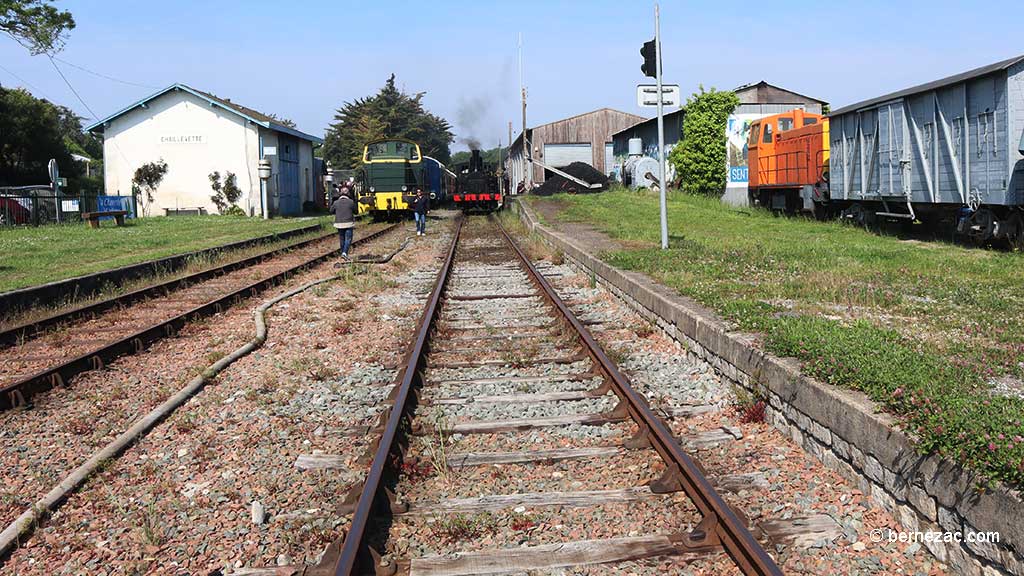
[655,3,668,249]
[259,134,268,219]
[520,32,530,192]
[508,121,513,195]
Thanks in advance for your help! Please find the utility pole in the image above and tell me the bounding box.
[520,32,530,193]
[508,121,513,194]
[654,3,668,249]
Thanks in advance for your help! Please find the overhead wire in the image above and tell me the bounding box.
[51,57,159,90]
[0,62,52,100]
[46,55,134,175]
[46,54,100,120]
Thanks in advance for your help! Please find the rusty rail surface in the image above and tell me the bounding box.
[328,215,781,575]
[330,216,464,575]
[0,224,399,412]
[0,227,336,349]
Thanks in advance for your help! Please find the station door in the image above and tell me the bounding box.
[278,135,301,215]
[543,143,592,169]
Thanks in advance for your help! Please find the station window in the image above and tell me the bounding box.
[762,122,773,143]
[779,117,794,132]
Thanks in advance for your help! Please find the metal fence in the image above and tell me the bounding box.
[0,188,136,227]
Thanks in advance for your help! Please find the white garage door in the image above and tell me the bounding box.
[543,143,592,169]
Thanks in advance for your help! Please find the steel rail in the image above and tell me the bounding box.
[0,226,334,349]
[329,216,779,575]
[495,217,783,576]
[0,224,399,412]
[331,216,463,575]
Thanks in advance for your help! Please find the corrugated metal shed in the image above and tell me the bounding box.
[508,108,645,187]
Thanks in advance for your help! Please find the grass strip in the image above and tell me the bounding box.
[534,189,1024,487]
[0,214,330,292]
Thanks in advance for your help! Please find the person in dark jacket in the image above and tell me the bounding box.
[410,188,429,236]
[331,188,356,259]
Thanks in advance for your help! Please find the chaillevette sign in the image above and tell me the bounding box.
[160,135,206,145]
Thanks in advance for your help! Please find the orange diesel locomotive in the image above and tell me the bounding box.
[747,109,830,215]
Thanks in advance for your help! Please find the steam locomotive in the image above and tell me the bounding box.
[453,149,503,212]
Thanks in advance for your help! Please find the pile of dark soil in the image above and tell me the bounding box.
[531,162,609,196]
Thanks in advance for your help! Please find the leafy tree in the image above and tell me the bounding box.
[267,114,296,129]
[0,85,81,187]
[56,105,101,159]
[1,0,75,55]
[324,74,454,169]
[346,112,386,167]
[209,171,243,215]
[131,159,168,216]
[450,146,509,167]
[669,86,739,196]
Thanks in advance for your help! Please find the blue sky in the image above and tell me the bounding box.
[1,0,1021,152]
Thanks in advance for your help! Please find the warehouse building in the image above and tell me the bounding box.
[507,108,645,193]
[87,83,322,217]
[610,81,827,204]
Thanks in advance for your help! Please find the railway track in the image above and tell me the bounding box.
[321,216,785,575]
[0,223,398,411]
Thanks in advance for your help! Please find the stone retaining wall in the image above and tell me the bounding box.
[513,199,1023,576]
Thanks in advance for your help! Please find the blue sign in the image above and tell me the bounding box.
[730,167,749,183]
[97,196,134,220]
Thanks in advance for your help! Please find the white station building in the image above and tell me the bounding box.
[86,83,322,217]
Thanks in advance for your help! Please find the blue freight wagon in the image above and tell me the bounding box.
[828,54,1024,246]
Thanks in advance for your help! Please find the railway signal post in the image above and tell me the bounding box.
[642,5,669,249]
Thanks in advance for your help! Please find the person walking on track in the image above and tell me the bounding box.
[410,188,429,236]
[331,187,356,259]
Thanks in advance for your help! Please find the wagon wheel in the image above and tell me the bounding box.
[964,208,995,246]
[1007,212,1024,251]
[841,203,867,228]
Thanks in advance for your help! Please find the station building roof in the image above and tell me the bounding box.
[85,83,322,144]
